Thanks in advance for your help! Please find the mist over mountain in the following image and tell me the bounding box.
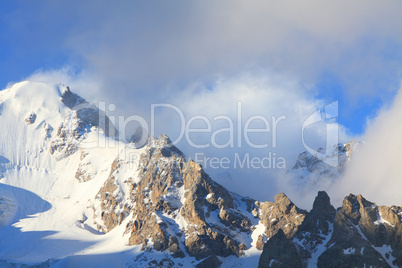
[0,82,401,267]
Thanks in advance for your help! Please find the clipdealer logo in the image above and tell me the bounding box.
[71,101,289,170]
[70,100,340,169]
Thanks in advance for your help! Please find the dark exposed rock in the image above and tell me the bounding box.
[298,191,336,235]
[258,229,303,268]
[317,241,389,268]
[259,191,401,268]
[259,191,336,267]
[181,160,236,229]
[167,236,185,258]
[317,194,400,267]
[60,85,86,109]
[24,112,37,124]
[130,255,176,268]
[195,255,222,268]
[185,233,214,259]
[126,136,185,251]
[294,191,336,264]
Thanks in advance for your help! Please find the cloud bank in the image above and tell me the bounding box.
[330,85,402,207]
[4,0,402,207]
[6,0,400,113]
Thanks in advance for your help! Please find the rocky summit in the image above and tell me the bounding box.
[290,141,359,189]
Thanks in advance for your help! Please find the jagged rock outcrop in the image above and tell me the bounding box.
[258,191,335,267]
[95,163,128,233]
[49,104,118,160]
[60,85,86,109]
[318,194,401,267]
[258,193,307,239]
[93,146,137,232]
[291,142,358,187]
[124,135,252,262]
[24,111,37,124]
[293,191,336,265]
[93,135,255,266]
[48,86,119,161]
[258,192,402,268]
[298,191,336,236]
[125,136,186,254]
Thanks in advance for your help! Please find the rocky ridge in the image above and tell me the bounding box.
[259,192,402,268]
[94,135,256,265]
[89,134,332,267]
[91,134,401,267]
[50,87,119,161]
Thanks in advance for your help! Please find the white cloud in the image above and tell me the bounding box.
[60,0,402,105]
[150,71,352,203]
[331,85,402,207]
[25,67,101,103]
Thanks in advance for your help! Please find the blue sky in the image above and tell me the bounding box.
[1,0,401,136]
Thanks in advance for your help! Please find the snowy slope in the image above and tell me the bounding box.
[0,82,145,266]
[0,82,271,267]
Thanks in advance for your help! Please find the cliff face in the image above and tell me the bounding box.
[93,135,255,265]
[258,192,402,268]
[258,193,307,240]
[317,194,402,268]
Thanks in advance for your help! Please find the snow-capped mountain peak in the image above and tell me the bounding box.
[0,82,400,267]
[290,141,360,188]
